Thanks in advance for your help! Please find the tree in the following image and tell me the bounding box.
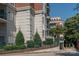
[33,32,42,48]
[49,26,65,46]
[15,30,25,46]
[64,13,79,47]
[49,27,65,38]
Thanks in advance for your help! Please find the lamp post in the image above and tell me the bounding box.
[59,34,64,50]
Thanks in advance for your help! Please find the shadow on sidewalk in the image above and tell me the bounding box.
[56,52,79,56]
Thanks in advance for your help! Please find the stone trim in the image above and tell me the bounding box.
[35,10,43,15]
[6,4,16,11]
[0,18,7,23]
[16,6,34,12]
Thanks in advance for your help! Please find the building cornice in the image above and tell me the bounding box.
[35,10,43,15]
[7,4,16,9]
[16,6,34,12]
[0,18,7,23]
[2,3,16,11]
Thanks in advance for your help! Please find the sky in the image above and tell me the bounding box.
[49,3,78,21]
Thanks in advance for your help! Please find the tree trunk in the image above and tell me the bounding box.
[76,40,79,50]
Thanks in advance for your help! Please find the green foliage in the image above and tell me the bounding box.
[0,44,5,49]
[16,45,26,49]
[4,45,17,50]
[49,27,65,36]
[27,40,34,48]
[49,28,57,36]
[74,33,79,40]
[4,30,26,50]
[15,30,24,46]
[43,38,53,45]
[33,32,42,48]
[65,14,79,39]
[65,13,79,41]
[4,45,26,50]
[27,32,54,48]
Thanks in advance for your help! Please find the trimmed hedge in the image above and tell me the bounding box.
[33,32,42,48]
[27,40,34,48]
[16,30,24,46]
[4,45,26,50]
[43,38,53,45]
[27,32,42,48]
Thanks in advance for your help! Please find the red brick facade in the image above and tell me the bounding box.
[15,3,30,8]
[34,3,43,10]
[15,3,43,11]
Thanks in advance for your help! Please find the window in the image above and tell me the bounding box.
[0,9,6,19]
[42,30,44,37]
[0,36,5,45]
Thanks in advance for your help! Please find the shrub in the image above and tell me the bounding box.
[4,45,18,50]
[15,30,24,46]
[0,44,5,49]
[4,45,26,50]
[27,40,34,48]
[43,38,53,45]
[16,45,26,49]
[33,32,42,48]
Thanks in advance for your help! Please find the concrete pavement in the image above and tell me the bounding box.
[0,47,78,56]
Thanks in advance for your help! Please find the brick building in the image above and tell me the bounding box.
[15,3,49,44]
[0,3,49,45]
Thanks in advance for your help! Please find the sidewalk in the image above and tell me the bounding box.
[0,47,78,56]
[31,47,60,53]
[31,47,76,53]
[28,47,79,56]
[0,47,60,56]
